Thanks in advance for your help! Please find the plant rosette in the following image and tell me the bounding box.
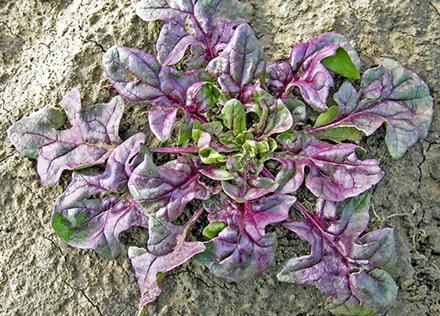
[7,1,433,315]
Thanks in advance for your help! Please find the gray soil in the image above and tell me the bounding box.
[0,0,439,315]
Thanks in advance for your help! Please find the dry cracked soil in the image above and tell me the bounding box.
[0,0,439,315]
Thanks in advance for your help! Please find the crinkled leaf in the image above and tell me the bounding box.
[128,155,209,221]
[278,193,398,316]
[186,82,220,115]
[196,194,295,281]
[8,88,124,186]
[52,134,148,259]
[283,97,307,125]
[322,47,361,80]
[221,99,247,135]
[129,241,205,308]
[308,59,433,158]
[208,24,265,98]
[275,136,383,201]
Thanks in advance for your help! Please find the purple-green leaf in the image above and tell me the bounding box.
[196,194,295,281]
[275,136,383,201]
[307,59,434,158]
[222,173,278,203]
[147,215,185,256]
[278,194,398,316]
[252,91,293,139]
[7,88,124,186]
[128,155,210,221]
[52,134,148,259]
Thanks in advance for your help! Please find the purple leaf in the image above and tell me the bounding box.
[8,88,124,186]
[52,134,148,259]
[307,59,434,158]
[128,155,210,221]
[136,0,242,66]
[129,241,205,308]
[148,108,178,142]
[208,24,265,99]
[129,208,206,308]
[287,45,338,112]
[196,194,295,281]
[103,45,211,140]
[275,136,384,201]
[289,32,361,73]
[103,46,206,105]
[267,33,360,111]
[266,61,293,96]
[156,21,199,66]
[278,194,398,316]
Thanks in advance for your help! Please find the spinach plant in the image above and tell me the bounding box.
[7,1,433,315]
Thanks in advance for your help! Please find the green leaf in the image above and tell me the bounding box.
[199,121,223,135]
[221,99,247,135]
[322,47,361,80]
[276,130,296,145]
[178,119,192,145]
[314,106,339,127]
[203,222,227,239]
[315,126,364,143]
[199,147,226,164]
[234,131,254,146]
[219,131,236,146]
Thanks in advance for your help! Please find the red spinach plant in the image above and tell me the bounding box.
[7,1,433,315]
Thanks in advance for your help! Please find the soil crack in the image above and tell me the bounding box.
[63,281,104,316]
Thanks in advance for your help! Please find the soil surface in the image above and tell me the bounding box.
[0,1,439,315]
